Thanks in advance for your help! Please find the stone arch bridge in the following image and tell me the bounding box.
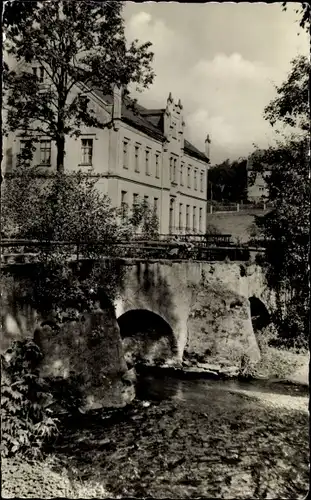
[114,259,275,364]
[1,259,276,408]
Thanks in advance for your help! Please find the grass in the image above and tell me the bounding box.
[241,327,309,382]
[254,346,308,381]
[206,213,257,243]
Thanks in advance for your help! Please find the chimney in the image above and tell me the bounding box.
[113,85,122,120]
[205,134,211,160]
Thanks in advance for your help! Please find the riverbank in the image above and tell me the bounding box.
[135,345,309,386]
[2,376,309,499]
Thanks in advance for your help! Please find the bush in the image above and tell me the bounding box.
[46,373,85,415]
[1,340,59,458]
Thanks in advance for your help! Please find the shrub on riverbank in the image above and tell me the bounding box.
[1,339,59,458]
[1,339,86,460]
[242,326,308,381]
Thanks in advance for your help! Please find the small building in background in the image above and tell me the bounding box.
[247,150,270,203]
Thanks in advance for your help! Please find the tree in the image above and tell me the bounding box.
[264,55,309,132]
[207,158,247,203]
[282,2,310,33]
[3,0,154,172]
[3,1,39,28]
[2,164,160,315]
[2,166,135,315]
[254,53,310,347]
[126,199,159,240]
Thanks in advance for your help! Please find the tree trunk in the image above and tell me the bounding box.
[56,134,65,173]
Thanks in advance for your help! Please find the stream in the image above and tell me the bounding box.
[136,369,309,404]
[54,370,309,499]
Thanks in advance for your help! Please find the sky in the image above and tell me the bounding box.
[123,2,309,164]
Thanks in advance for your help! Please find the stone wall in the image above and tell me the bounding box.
[0,268,135,409]
[34,308,134,410]
[185,281,261,375]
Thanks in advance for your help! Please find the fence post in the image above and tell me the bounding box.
[210,204,213,214]
[237,203,240,212]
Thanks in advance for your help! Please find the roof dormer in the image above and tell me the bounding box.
[164,92,185,148]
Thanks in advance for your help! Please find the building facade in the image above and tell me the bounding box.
[4,62,210,235]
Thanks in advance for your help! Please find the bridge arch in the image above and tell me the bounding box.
[117,309,178,367]
[249,295,271,332]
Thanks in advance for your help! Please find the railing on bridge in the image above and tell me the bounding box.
[158,233,232,246]
[0,235,266,264]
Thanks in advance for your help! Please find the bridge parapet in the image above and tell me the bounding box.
[1,237,266,266]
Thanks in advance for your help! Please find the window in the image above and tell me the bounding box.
[81,138,93,165]
[172,122,177,139]
[6,147,13,171]
[133,193,139,208]
[200,171,204,192]
[187,166,191,188]
[121,191,128,218]
[179,203,183,231]
[169,197,175,233]
[169,157,173,181]
[173,158,177,183]
[145,149,150,175]
[123,139,129,169]
[19,139,33,164]
[155,153,160,178]
[39,140,51,165]
[32,66,44,82]
[193,206,197,232]
[194,169,197,190]
[134,144,140,172]
[20,139,31,154]
[180,162,184,186]
[154,197,159,216]
[199,208,203,232]
[186,205,190,231]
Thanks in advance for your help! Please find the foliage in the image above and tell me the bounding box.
[2,169,156,320]
[264,55,309,132]
[3,1,39,28]
[1,340,59,458]
[45,374,85,415]
[254,137,309,347]
[27,259,125,317]
[282,2,310,32]
[205,223,221,235]
[4,0,154,172]
[125,199,160,240]
[254,51,310,347]
[2,167,134,312]
[1,455,111,499]
[207,158,248,203]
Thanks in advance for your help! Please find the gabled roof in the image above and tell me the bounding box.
[184,140,208,163]
[92,89,165,142]
[91,88,209,163]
